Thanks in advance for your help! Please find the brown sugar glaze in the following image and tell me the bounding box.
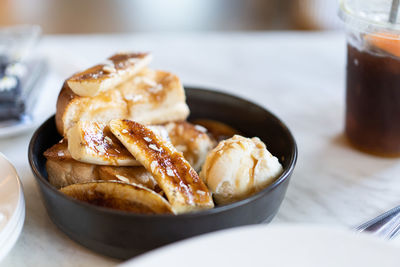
[192,119,240,142]
[82,123,134,162]
[120,120,212,206]
[69,52,148,82]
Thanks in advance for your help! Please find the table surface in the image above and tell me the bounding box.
[1,32,400,266]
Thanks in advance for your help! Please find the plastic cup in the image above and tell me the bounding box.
[339,0,400,156]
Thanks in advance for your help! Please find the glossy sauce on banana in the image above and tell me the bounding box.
[117,120,213,207]
[69,53,149,82]
[81,123,133,163]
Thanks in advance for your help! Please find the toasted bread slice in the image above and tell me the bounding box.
[44,140,159,190]
[117,68,189,126]
[56,82,127,135]
[43,139,97,188]
[109,119,214,214]
[165,121,216,172]
[60,181,172,214]
[67,120,140,166]
[45,160,96,189]
[43,139,72,160]
[56,68,189,135]
[67,52,152,97]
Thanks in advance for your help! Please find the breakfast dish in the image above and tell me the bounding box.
[44,52,283,214]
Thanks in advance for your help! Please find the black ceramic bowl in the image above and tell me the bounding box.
[28,87,297,260]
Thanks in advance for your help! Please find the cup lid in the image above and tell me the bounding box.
[339,0,400,36]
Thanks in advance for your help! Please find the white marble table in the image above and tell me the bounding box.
[1,32,399,266]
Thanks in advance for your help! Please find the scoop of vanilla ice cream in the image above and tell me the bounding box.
[200,135,283,205]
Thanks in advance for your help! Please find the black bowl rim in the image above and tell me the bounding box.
[28,87,297,219]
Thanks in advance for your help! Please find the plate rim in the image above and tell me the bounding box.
[119,224,400,267]
[0,153,25,261]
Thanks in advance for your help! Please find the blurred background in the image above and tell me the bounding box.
[0,0,341,34]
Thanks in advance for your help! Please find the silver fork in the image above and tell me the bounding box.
[356,205,400,239]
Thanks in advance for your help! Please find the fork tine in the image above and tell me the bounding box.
[356,205,400,240]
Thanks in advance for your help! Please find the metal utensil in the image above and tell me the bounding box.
[356,205,400,239]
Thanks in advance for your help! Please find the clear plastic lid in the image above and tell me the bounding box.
[339,0,400,37]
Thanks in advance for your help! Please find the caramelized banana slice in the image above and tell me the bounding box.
[67,52,152,97]
[98,166,160,193]
[109,119,214,214]
[67,121,140,166]
[60,181,172,214]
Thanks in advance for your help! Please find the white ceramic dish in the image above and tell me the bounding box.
[0,115,41,138]
[120,224,399,267]
[0,153,25,262]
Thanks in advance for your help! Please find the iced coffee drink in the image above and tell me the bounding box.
[346,35,400,155]
[340,0,400,156]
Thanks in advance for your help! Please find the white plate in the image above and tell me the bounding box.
[0,115,42,138]
[120,224,399,267]
[0,72,53,138]
[0,153,25,262]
